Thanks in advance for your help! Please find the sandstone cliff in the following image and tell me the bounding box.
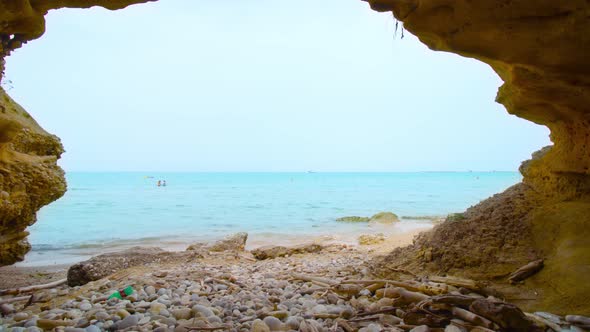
[365,0,590,315]
[0,87,66,265]
[0,0,588,315]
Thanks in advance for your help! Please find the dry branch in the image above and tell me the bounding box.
[341,279,447,295]
[291,273,337,287]
[508,259,544,283]
[0,278,67,296]
[428,276,482,291]
[451,307,497,330]
[0,295,32,304]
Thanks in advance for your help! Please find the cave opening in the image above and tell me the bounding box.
[2,0,588,317]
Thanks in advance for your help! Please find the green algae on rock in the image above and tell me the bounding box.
[336,212,400,224]
[368,212,400,224]
[336,216,370,222]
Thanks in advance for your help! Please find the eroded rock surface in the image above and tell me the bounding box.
[67,246,205,286]
[0,88,66,265]
[365,0,590,314]
[251,243,323,260]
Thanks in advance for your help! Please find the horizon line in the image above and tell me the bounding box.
[62,170,521,173]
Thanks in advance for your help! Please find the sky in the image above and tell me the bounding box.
[4,0,551,172]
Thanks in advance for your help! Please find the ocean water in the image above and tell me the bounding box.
[22,172,521,266]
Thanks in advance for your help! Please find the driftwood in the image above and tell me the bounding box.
[366,282,385,292]
[341,279,447,295]
[508,259,544,283]
[428,276,482,291]
[0,278,67,296]
[357,306,397,317]
[299,319,320,332]
[451,307,497,330]
[333,284,363,296]
[566,315,590,326]
[376,287,429,305]
[469,298,533,330]
[427,294,478,307]
[0,295,31,305]
[525,313,561,331]
[334,318,355,332]
[291,273,337,287]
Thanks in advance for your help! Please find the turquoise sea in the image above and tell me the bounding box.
[22,172,521,266]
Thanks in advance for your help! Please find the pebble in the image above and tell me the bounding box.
[13,312,29,322]
[150,303,167,315]
[79,303,92,311]
[268,310,288,319]
[85,326,101,332]
[192,304,214,318]
[0,242,574,332]
[95,311,110,320]
[285,316,300,330]
[116,309,130,318]
[64,328,86,332]
[262,316,283,331]
[25,328,42,332]
[171,308,191,320]
[251,319,271,332]
[115,314,139,330]
[444,324,466,332]
[37,319,74,330]
[0,304,14,316]
[360,323,383,332]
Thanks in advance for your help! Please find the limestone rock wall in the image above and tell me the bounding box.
[366,0,590,315]
[0,87,66,265]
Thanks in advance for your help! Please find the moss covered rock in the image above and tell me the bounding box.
[369,212,399,225]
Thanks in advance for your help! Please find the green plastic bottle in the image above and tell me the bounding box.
[108,286,134,300]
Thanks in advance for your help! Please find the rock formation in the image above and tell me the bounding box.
[365,0,590,315]
[0,0,588,315]
[0,87,66,265]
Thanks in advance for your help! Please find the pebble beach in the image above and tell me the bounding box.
[1,230,588,332]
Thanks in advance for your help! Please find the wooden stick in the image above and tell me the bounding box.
[508,259,544,283]
[0,296,31,304]
[0,278,67,296]
[451,307,497,330]
[341,279,447,295]
[356,306,398,317]
[335,319,355,332]
[525,313,561,332]
[291,273,338,286]
[348,315,381,322]
[428,276,482,291]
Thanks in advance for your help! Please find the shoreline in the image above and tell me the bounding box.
[1,225,431,289]
[17,221,434,268]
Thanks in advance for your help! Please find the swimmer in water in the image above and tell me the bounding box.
[162,180,167,187]
[157,180,161,187]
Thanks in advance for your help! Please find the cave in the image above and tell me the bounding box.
[0,0,589,316]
